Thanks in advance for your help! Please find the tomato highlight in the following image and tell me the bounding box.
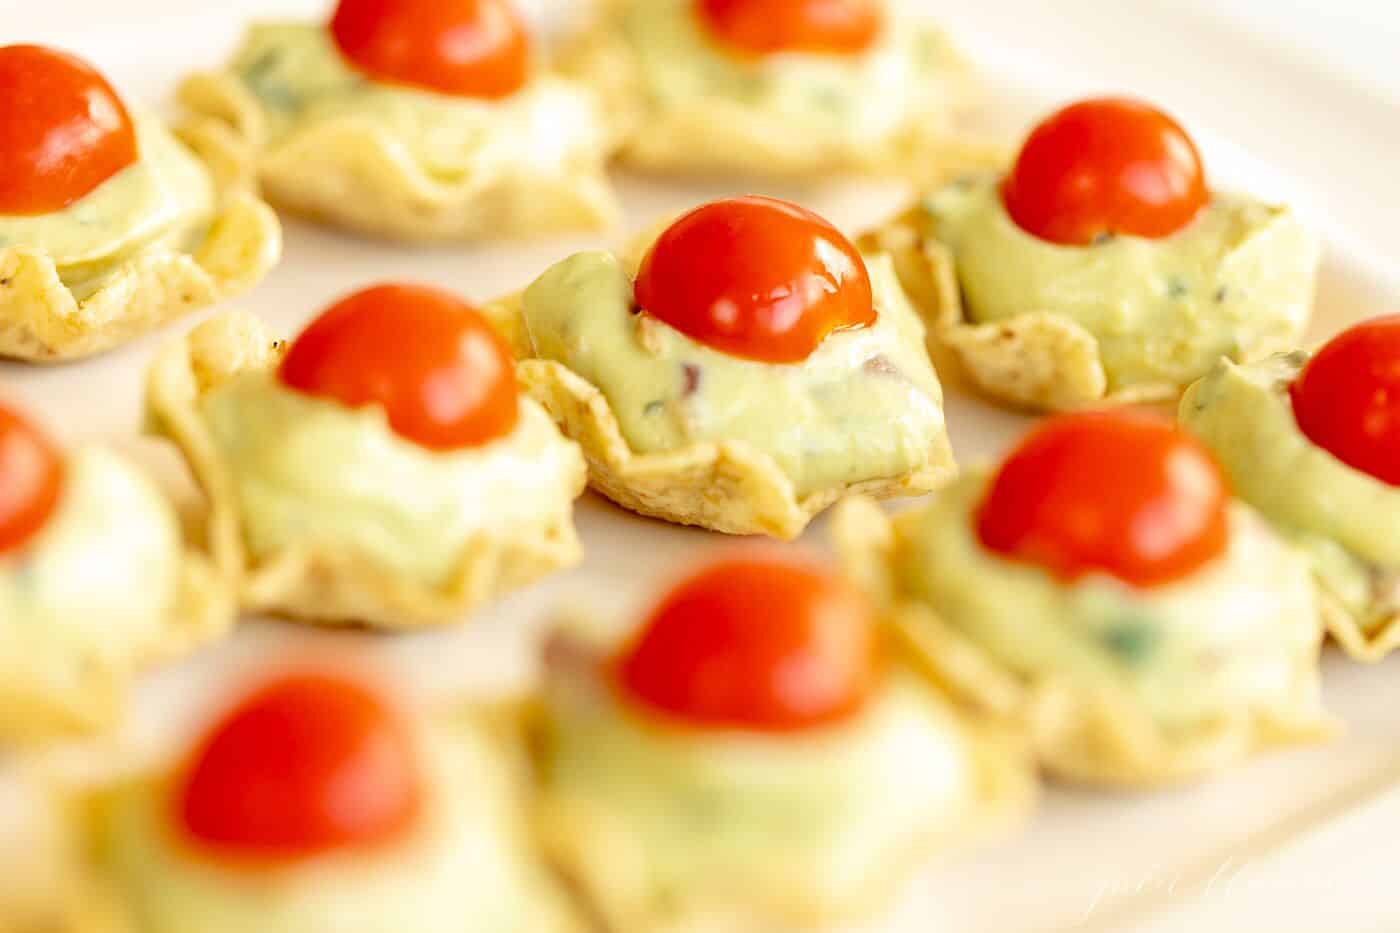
[1002,97,1208,246]
[633,196,876,364]
[614,555,880,732]
[695,0,883,56]
[177,673,422,861]
[0,45,138,215]
[0,404,65,555]
[330,0,529,99]
[976,410,1229,588]
[1291,314,1400,486]
[279,283,519,451]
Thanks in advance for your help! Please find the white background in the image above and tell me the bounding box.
[1180,0,1400,99]
[3,3,1400,932]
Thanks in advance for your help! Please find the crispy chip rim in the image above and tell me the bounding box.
[32,703,584,933]
[858,207,1184,412]
[860,204,1316,412]
[0,190,280,363]
[1320,595,1400,663]
[145,311,587,629]
[176,68,620,242]
[522,619,1036,933]
[831,496,1336,787]
[487,290,958,540]
[555,0,1001,183]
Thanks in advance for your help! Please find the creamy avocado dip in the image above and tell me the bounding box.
[1181,352,1400,629]
[617,0,956,145]
[544,669,971,900]
[102,727,569,933]
[0,447,180,647]
[0,118,215,299]
[891,473,1319,731]
[199,375,582,587]
[922,173,1319,391]
[521,251,947,498]
[228,23,604,180]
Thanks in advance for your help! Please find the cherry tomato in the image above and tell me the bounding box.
[279,283,519,451]
[1291,314,1400,486]
[329,0,529,99]
[0,45,138,215]
[633,196,876,364]
[177,673,421,861]
[695,0,883,56]
[614,555,880,732]
[0,404,64,555]
[976,410,1229,588]
[1002,97,1208,246]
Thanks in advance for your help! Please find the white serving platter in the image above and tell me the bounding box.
[6,2,1400,931]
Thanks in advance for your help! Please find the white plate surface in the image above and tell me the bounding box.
[5,2,1400,931]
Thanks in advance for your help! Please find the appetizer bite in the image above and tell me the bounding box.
[178,0,619,241]
[506,195,956,538]
[146,285,587,628]
[0,401,231,743]
[559,0,981,179]
[864,97,1320,410]
[835,410,1331,785]
[0,45,280,362]
[1182,315,1400,660]
[532,554,1031,932]
[83,671,581,932]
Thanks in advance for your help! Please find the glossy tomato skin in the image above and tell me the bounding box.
[279,283,519,452]
[1291,314,1400,486]
[695,0,883,56]
[1002,97,1208,246]
[0,45,138,215]
[633,196,876,364]
[176,673,422,862]
[0,404,65,555]
[330,0,529,99]
[976,410,1229,588]
[614,555,881,732]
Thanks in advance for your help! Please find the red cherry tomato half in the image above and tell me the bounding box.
[1002,97,1209,246]
[0,404,65,555]
[279,283,519,452]
[695,0,883,56]
[614,555,880,732]
[177,673,422,861]
[0,45,138,215]
[1291,314,1400,486]
[976,410,1229,588]
[633,196,876,364]
[330,0,529,99]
